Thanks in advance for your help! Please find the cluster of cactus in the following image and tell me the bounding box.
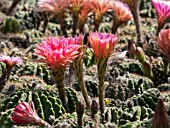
[127,88,159,110]
[0,89,66,127]
[151,58,170,87]
[73,76,98,97]
[105,82,128,101]
[104,88,159,127]
[14,9,41,30]
[1,16,21,34]
[104,105,153,127]
[105,73,154,100]
[16,62,54,85]
[66,87,79,113]
[114,59,145,76]
[119,106,154,125]
[119,119,152,128]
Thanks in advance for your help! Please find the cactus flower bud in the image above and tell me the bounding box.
[12,101,50,127]
[76,101,84,128]
[128,42,136,59]
[135,47,146,63]
[143,60,153,79]
[152,98,169,128]
[91,99,99,118]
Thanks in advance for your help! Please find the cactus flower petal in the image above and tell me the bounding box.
[35,36,81,69]
[12,101,38,124]
[0,55,23,67]
[152,0,170,26]
[88,32,118,58]
[158,29,170,62]
[112,1,132,23]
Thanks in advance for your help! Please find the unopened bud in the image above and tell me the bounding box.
[91,99,99,118]
[136,47,146,63]
[143,60,153,79]
[152,98,169,128]
[76,101,84,128]
[129,42,136,58]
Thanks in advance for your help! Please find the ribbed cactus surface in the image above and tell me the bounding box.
[16,62,53,85]
[105,73,154,100]
[0,89,66,127]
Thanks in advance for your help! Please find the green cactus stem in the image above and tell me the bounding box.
[58,12,67,36]
[73,58,91,109]
[52,67,68,109]
[97,58,108,123]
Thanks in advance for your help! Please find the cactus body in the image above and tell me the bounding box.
[0,89,66,127]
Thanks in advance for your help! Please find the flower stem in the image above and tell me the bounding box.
[58,12,67,36]
[97,58,107,123]
[112,19,122,34]
[73,58,91,109]
[157,20,165,36]
[52,67,68,109]
[73,12,79,36]
[129,1,143,47]
[94,13,102,31]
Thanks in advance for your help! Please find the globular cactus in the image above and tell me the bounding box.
[119,106,154,125]
[0,89,66,127]
[73,77,98,97]
[16,62,54,85]
[0,108,14,128]
[105,73,154,100]
[116,59,144,76]
[1,16,21,34]
[127,88,159,111]
[105,107,123,125]
[119,119,152,128]
[151,57,170,87]
[105,105,153,127]
[105,83,128,101]
[66,87,79,113]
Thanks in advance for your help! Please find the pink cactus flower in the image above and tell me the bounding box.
[90,0,111,30]
[157,29,170,62]
[37,0,69,13]
[0,55,23,68]
[152,0,170,32]
[88,32,118,59]
[12,101,49,126]
[90,0,111,15]
[69,0,88,13]
[12,101,38,124]
[35,36,81,69]
[78,3,92,24]
[112,1,132,23]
